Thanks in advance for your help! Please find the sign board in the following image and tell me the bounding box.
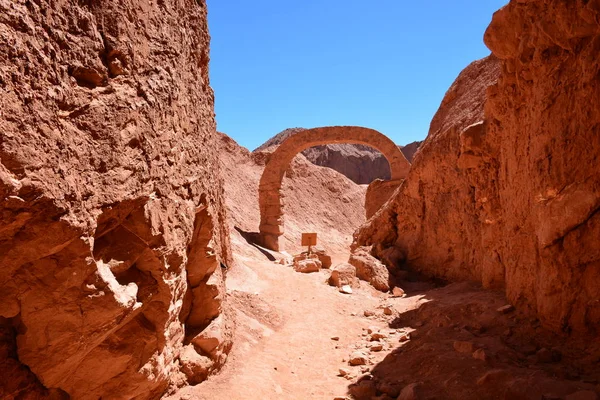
[301,233,317,247]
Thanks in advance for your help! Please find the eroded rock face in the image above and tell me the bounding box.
[0,0,231,398]
[356,0,600,334]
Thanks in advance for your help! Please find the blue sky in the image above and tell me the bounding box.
[207,0,507,151]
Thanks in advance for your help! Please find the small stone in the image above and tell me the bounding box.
[349,351,369,366]
[360,366,370,373]
[366,326,378,334]
[383,306,394,315]
[338,368,351,377]
[369,343,383,352]
[392,287,405,297]
[399,332,411,342]
[329,263,357,287]
[370,332,388,341]
[473,348,488,361]
[333,397,348,400]
[339,285,353,294]
[497,304,515,314]
[453,341,475,353]
[331,336,340,341]
[364,310,375,317]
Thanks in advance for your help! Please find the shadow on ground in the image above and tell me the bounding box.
[347,281,600,400]
[234,226,276,261]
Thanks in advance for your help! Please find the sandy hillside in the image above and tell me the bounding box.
[219,133,367,258]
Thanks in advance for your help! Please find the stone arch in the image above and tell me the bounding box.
[258,126,411,251]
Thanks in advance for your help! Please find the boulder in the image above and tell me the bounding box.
[312,245,333,269]
[293,259,322,273]
[349,351,369,366]
[179,345,213,385]
[348,247,390,292]
[329,263,359,288]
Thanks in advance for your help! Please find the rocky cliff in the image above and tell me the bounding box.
[255,128,421,184]
[0,0,231,398]
[356,0,600,336]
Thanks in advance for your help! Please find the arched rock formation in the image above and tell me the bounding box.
[258,126,411,251]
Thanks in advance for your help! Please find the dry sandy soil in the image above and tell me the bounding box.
[168,244,600,400]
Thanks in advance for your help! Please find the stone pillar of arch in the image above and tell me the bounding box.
[258,126,411,251]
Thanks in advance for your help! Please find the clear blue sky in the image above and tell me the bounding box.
[207,0,507,151]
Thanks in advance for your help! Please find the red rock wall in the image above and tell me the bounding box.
[0,0,231,398]
[356,0,600,335]
[484,0,600,334]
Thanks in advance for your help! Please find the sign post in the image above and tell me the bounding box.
[301,233,317,255]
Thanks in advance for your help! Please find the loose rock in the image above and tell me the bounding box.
[340,285,353,294]
[349,351,369,366]
[348,247,391,292]
[369,343,383,352]
[329,263,359,288]
[293,259,322,273]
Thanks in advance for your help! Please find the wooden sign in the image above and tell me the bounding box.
[301,233,317,247]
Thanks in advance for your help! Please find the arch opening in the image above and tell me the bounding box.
[258,126,411,251]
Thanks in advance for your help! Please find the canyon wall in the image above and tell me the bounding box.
[0,0,231,398]
[357,0,600,335]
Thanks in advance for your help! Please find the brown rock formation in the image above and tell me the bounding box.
[348,247,391,292]
[255,128,421,184]
[0,0,231,398]
[219,132,367,257]
[257,126,410,251]
[356,0,600,335]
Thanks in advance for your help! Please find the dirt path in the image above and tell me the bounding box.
[167,252,396,400]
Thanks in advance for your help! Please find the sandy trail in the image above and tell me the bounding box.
[168,251,394,400]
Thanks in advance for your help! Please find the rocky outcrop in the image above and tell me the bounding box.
[349,247,391,292]
[356,0,600,335]
[255,128,421,184]
[219,132,368,256]
[0,1,231,398]
[355,55,501,286]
